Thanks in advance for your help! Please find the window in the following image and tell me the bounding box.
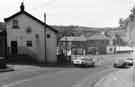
[12,20,19,28]
[47,34,51,38]
[10,41,18,54]
[26,41,32,47]
[109,48,113,51]
[35,34,39,39]
[26,26,32,34]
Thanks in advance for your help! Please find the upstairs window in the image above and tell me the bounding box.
[26,26,32,34]
[47,34,51,38]
[12,20,19,29]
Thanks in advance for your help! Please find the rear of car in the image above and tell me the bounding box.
[71,55,85,66]
[71,47,95,67]
[72,55,95,67]
[81,58,95,67]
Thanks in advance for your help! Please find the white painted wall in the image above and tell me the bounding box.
[127,21,135,46]
[46,28,57,63]
[6,13,57,63]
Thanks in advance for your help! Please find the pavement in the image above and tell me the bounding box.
[95,67,133,87]
[0,67,14,72]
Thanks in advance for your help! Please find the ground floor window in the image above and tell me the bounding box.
[26,41,32,47]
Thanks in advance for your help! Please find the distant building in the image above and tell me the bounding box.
[86,33,115,54]
[117,7,135,47]
[59,35,87,54]
[4,3,58,64]
[59,33,115,54]
[126,7,135,46]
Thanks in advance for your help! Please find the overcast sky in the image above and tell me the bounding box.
[0,0,134,27]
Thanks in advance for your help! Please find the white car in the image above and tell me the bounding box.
[113,58,133,68]
[72,57,95,67]
[125,58,134,66]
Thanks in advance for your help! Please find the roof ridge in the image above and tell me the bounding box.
[4,10,58,33]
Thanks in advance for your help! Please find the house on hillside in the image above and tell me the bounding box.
[4,3,58,64]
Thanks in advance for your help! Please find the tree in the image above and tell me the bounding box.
[114,34,128,46]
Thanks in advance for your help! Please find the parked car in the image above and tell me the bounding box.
[72,57,95,67]
[113,58,133,68]
[125,57,135,66]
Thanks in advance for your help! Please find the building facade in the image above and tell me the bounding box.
[119,7,135,47]
[86,33,115,54]
[4,3,58,64]
[126,8,135,46]
[0,23,7,58]
[59,34,115,55]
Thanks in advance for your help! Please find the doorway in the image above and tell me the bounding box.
[11,41,18,55]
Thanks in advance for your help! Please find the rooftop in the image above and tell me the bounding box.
[60,35,87,41]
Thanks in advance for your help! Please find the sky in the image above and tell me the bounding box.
[0,0,134,27]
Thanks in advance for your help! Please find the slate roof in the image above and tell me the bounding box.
[4,4,58,33]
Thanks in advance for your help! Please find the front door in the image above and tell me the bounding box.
[11,41,18,55]
[0,40,5,57]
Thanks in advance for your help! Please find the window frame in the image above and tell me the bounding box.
[26,41,32,47]
[12,19,19,29]
[47,34,51,38]
[26,26,32,34]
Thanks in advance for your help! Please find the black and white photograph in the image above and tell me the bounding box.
[0,0,134,87]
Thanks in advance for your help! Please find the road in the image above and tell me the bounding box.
[0,53,132,87]
[1,66,117,87]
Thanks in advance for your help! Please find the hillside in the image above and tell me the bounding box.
[51,25,128,46]
[52,25,114,32]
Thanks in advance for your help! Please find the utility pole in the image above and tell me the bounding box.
[65,36,68,64]
[44,12,47,64]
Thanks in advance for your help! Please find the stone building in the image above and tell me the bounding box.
[4,3,58,64]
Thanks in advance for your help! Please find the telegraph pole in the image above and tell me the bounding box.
[44,12,47,64]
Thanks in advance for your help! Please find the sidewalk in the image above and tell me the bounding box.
[0,67,14,72]
[95,68,133,87]
[7,64,62,72]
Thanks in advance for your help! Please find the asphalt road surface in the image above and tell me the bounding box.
[0,66,117,87]
[0,53,132,87]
